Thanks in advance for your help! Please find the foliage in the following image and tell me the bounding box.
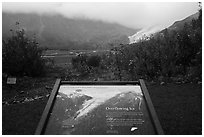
[2,22,46,77]
[102,7,202,82]
[87,55,101,67]
[71,54,101,76]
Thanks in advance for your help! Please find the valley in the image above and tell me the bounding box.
[42,49,109,66]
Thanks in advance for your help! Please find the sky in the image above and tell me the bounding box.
[2,2,199,32]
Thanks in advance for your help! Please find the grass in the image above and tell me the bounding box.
[2,76,202,135]
[2,77,56,135]
[147,83,202,135]
[2,99,48,134]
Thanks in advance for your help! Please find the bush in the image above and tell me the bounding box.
[71,54,90,75]
[2,23,46,77]
[71,54,88,68]
[87,55,101,67]
[71,54,102,77]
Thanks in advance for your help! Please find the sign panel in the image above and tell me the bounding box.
[44,85,155,134]
[35,80,163,135]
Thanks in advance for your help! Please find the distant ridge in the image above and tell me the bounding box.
[2,12,139,50]
[168,12,199,31]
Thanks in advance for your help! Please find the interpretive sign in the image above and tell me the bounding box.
[7,77,16,84]
[35,80,163,135]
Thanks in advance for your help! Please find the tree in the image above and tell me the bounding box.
[2,22,46,77]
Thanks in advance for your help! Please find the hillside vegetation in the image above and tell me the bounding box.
[67,9,201,84]
[96,9,202,82]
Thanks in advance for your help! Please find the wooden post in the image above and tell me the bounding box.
[139,79,164,135]
[35,79,61,135]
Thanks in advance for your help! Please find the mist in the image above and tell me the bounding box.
[3,2,198,31]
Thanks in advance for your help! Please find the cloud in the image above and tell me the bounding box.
[2,2,199,30]
[2,3,60,14]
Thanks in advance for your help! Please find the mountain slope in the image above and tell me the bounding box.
[168,12,199,31]
[2,12,139,50]
[129,12,199,44]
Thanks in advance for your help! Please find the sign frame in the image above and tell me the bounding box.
[35,79,164,135]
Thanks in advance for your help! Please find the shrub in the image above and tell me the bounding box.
[71,54,90,75]
[71,54,102,77]
[2,23,46,77]
[87,55,101,67]
[71,54,88,68]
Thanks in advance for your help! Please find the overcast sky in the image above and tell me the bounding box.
[2,2,199,30]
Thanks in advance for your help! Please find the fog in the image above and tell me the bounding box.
[3,2,199,32]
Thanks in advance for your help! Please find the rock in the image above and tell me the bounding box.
[20,91,25,94]
[5,102,9,105]
[149,81,156,85]
[12,101,18,104]
[160,82,165,85]
[19,98,25,103]
[24,98,34,102]
[2,101,9,105]
[46,94,50,98]
[45,86,52,90]
[34,96,44,100]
